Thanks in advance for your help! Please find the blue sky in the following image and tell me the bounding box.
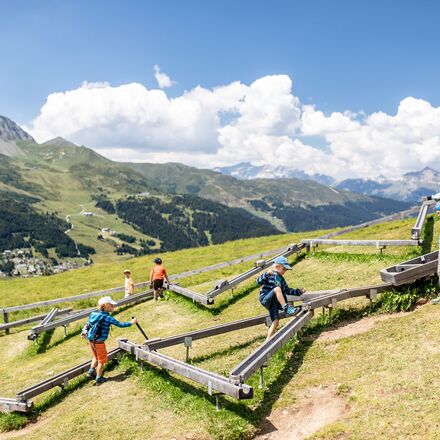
[2,0,440,178]
[2,0,439,121]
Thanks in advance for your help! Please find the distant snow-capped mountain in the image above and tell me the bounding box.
[336,167,440,202]
[215,162,440,202]
[214,162,335,186]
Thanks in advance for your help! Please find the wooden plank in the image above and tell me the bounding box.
[229,311,313,384]
[302,284,392,310]
[0,398,33,413]
[411,202,430,239]
[2,310,9,335]
[16,348,121,401]
[207,243,304,299]
[142,313,288,350]
[167,284,212,305]
[380,251,438,285]
[119,340,253,399]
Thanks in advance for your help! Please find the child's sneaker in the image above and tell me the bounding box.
[95,376,107,384]
[87,368,97,379]
[283,304,300,316]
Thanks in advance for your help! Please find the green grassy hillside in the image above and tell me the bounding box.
[0,136,411,264]
[0,215,439,439]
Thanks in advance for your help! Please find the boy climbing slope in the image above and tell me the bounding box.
[257,256,305,340]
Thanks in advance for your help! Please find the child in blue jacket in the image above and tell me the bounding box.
[83,296,136,384]
[257,256,305,340]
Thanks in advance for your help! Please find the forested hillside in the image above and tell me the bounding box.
[115,194,279,252]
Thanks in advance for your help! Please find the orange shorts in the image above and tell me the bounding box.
[89,341,108,364]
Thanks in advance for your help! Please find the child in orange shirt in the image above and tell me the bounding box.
[149,257,170,300]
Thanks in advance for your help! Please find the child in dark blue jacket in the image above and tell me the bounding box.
[257,256,305,340]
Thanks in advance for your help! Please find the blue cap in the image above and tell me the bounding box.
[436,202,440,211]
[273,256,292,270]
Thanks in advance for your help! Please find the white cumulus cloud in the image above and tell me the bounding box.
[153,65,176,89]
[25,73,440,180]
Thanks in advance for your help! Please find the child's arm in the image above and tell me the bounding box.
[149,269,153,285]
[163,268,170,284]
[256,272,268,285]
[288,287,305,296]
[107,316,133,328]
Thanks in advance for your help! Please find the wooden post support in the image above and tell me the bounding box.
[259,366,266,389]
[437,235,440,290]
[184,337,192,363]
[2,310,9,335]
[63,325,68,338]
[368,289,378,304]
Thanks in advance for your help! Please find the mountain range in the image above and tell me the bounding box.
[0,115,411,262]
[215,162,440,202]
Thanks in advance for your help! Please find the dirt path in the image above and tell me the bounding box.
[256,385,348,440]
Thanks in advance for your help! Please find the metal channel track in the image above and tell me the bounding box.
[206,243,304,300]
[411,201,432,240]
[143,312,288,350]
[167,284,213,305]
[0,348,122,412]
[0,308,72,332]
[0,398,33,413]
[28,290,153,340]
[15,348,122,402]
[380,250,438,286]
[301,239,419,247]
[118,339,253,399]
[229,311,313,384]
[2,282,150,314]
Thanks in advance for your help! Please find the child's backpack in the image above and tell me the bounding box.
[83,312,106,341]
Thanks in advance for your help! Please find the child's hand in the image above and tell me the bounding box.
[131,318,137,325]
[299,288,306,294]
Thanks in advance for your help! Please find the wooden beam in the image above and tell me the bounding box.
[119,339,253,400]
[380,250,438,285]
[0,397,33,413]
[142,313,288,350]
[229,311,313,384]
[167,284,212,305]
[16,348,122,401]
[411,202,430,240]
